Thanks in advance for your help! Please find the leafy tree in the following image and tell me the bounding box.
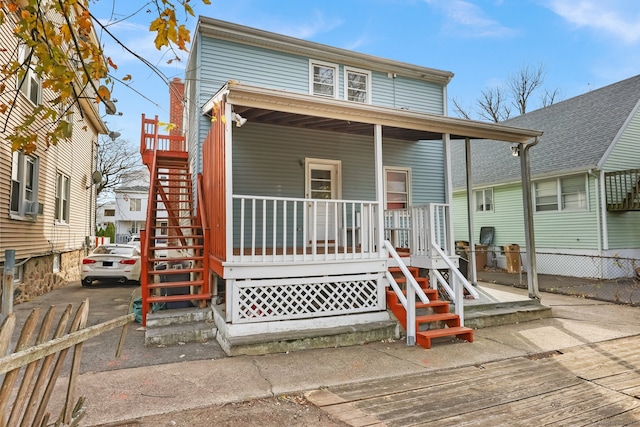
[452,63,562,122]
[0,0,210,153]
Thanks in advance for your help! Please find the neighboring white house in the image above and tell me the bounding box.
[96,201,116,231]
[114,184,149,243]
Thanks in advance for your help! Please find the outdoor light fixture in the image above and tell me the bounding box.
[510,145,520,157]
[108,131,121,140]
[233,113,247,127]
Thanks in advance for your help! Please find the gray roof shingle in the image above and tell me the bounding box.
[452,74,640,189]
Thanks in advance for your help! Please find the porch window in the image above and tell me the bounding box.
[17,44,41,105]
[55,172,70,223]
[130,198,142,211]
[310,60,338,98]
[475,188,493,212]
[10,151,39,218]
[535,175,587,212]
[345,67,371,103]
[384,167,411,210]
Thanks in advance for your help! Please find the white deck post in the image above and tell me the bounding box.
[374,124,385,256]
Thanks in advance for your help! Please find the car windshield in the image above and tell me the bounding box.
[92,245,137,256]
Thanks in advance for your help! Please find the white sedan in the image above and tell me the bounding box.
[81,244,141,286]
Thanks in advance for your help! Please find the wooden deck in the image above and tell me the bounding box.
[308,336,640,426]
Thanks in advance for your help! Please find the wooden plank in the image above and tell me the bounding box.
[20,304,73,427]
[0,311,134,374]
[63,299,89,424]
[7,305,56,426]
[0,308,40,417]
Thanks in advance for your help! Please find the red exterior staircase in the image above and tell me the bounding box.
[139,115,211,326]
[386,266,473,349]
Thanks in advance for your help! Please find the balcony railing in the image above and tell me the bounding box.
[384,204,452,257]
[605,169,640,211]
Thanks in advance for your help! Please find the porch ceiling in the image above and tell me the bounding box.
[206,82,543,143]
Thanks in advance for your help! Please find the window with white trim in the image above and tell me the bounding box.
[17,45,42,105]
[310,60,338,98]
[130,198,142,211]
[384,167,411,210]
[474,188,494,212]
[535,175,587,212]
[10,151,39,217]
[344,67,371,103]
[55,172,70,223]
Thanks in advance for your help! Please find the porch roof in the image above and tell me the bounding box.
[202,82,543,144]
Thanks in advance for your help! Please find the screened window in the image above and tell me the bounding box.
[17,45,41,105]
[385,168,410,210]
[345,68,371,103]
[55,172,70,223]
[475,188,494,212]
[310,61,337,98]
[535,175,587,212]
[130,198,142,211]
[11,151,39,217]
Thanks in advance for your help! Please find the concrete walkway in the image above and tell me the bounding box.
[64,284,640,425]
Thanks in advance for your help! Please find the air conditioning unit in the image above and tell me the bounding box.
[24,200,38,215]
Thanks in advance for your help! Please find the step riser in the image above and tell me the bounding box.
[146,307,213,326]
[145,323,217,346]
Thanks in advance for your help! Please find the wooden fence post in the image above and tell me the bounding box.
[1,249,15,324]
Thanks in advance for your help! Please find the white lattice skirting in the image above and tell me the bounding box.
[232,273,385,323]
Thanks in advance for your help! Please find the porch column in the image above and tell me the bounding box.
[225,101,234,316]
[375,124,385,254]
[464,138,478,285]
[520,140,540,299]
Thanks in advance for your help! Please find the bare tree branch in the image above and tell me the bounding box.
[96,135,146,202]
[508,63,545,115]
[477,87,511,123]
[451,97,472,120]
[541,88,562,107]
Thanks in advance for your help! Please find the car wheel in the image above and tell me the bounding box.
[82,278,92,287]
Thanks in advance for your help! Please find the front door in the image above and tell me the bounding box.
[305,159,341,245]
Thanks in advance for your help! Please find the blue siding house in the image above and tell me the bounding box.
[139,17,541,354]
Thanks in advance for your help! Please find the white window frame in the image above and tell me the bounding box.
[474,188,494,213]
[55,172,70,224]
[17,44,42,105]
[130,198,142,212]
[309,60,339,99]
[344,67,371,103]
[534,175,588,212]
[13,263,24,284]
[384,167,411,210]
[10,151,39,219]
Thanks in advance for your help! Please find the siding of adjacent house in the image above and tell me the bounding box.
[453,175,601,250]
[600,108,640,249]
[0,15,101,263]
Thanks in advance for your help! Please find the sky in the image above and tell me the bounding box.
[91,0,640,147]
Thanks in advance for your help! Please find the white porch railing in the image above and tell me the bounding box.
[384,203,452,256]
[232,195,381,263]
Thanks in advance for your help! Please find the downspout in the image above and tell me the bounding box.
[520,137,540,299]
[464,138,477,285]
[599,170,609,251]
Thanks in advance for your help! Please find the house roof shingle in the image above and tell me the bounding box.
[452,74,640,189]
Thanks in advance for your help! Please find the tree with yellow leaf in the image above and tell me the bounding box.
[0,0,210,153]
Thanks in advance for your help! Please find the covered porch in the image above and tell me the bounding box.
[198,82,542,352]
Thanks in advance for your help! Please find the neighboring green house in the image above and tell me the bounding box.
[452,74,640,279]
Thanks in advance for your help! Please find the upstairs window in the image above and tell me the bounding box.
[104,209,115,217]
[345,68,371,103]
[130,198,142,212]
[535,175,587,212]
[310,60,338,98]
[474,188,494,212]
[11,151,39,218]
[384,167,411,210]
[55,172,70,223]
[17,45,41,105]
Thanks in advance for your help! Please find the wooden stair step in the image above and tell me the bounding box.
[388,266,419,276]
[148,268,201,275]
[415,313,460,327]
[148,280,204,289]
[147,294,210,304]
[416,326,474,349]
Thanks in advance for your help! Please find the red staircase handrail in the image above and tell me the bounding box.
[197,173,211,296]
[140,149,159,326]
